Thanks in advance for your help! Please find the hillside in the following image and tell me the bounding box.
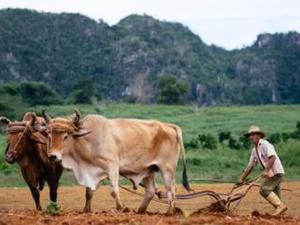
[0,8,300,105]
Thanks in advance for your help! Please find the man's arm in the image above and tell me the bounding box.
[263,155,276,178]
[238,165,254,184]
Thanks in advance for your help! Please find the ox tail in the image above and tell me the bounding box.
[174,126,193,192]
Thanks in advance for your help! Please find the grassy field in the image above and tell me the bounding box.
[0,103,299,187]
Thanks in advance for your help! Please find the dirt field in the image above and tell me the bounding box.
[0,183,299,225]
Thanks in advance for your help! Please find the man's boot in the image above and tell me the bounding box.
[265,192,288,216]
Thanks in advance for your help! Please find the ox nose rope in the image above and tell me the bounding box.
[7,124,29,156]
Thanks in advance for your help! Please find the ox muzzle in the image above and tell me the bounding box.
[47,151,62,162]
[5,144,17,164]
[48,153,58,162]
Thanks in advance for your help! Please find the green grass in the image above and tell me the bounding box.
[0,103,299,187]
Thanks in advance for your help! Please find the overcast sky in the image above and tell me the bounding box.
[1,0,299,49]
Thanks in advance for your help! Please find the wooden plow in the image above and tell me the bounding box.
[120,173,289,213]
[120,173,291,213]
[162,174,263,212]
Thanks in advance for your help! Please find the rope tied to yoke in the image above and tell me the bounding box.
[45,120,77,153]
[6,122,30,154]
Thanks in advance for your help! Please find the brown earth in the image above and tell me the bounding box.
[0,182,299,225]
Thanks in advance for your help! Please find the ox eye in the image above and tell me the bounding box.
[63,133,69,140]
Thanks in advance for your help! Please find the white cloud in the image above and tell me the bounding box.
[0,0,299,49]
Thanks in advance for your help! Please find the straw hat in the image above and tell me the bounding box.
[244,125,266,138]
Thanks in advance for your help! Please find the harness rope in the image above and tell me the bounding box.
[119,185,169,205]
[45,122,79,155]
[6,124,29,155]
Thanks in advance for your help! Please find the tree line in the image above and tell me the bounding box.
[0,74,188,119]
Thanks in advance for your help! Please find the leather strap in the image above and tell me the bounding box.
[255,145,265,169]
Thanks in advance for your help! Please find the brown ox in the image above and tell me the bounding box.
[0,112,63,210]
[44,110,191,214]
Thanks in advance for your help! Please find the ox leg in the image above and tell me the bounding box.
[49,183,58,202]
[48,164,63,203]
[47,176,59,202]
[161,167,176,214]
[21,169,42,210]
[83,187,94,212]
[28,185,42,210]
[137,172,156,213]
[108,169,125,211]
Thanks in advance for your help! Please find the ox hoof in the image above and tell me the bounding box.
[83,207,91,213]
[166,207,182,215]
[122,207,130,213]
[117,206,130,213]
[166,207,175,215]
[137,207,147,214]
[166,211,174,216]
[37,206,42,211]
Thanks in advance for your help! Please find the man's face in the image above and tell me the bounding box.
[249,133,260,144]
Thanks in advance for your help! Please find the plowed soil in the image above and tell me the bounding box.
[0,182,299,224]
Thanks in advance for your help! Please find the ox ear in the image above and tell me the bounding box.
[0,117,11,126]
[30,112,37,127]
[42,109,51,124]
[73,129,91,138]
[29,113,47,132]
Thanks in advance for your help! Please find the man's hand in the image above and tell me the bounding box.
[237,165,253,186]
[262,169,272,178]
[236,177,244,186]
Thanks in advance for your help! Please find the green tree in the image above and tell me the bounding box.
[281,132,290,142]
[291,121,300,140]
[0,93,28,120]
[184,137,200,150]
[0,82,28,120]
[0,82,21,96]
[268,133,281,144]
[296,121,300,131]
[198,134,217,150]
[157,74,188,104]
[20,82,62,106]
[218,131,231,144]
[69,79,96,104]
[239,136,251,149]
[228,137,241,150]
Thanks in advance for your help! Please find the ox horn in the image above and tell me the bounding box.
[0,117,11,126]
[73,109,81,128]
[29,112,45,132]
[30,112,37,127]
[73,129,92,138]
[42,109,51,124]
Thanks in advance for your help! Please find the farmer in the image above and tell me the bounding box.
[238,125,287,216]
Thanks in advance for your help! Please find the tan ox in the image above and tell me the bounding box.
[44,110,191,214]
